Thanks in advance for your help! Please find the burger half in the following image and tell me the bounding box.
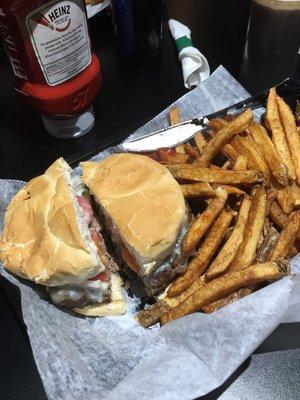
[81,153,191,295]
[0,158,126,316]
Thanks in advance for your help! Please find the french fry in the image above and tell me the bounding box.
[268,198,288,228]
[168,209,232,297]
[249,123,289,186]
[244,135,271,181]
[291,183,300,208]
[202,288,252,314]
[222,159,232,170]
[223,144,239,160]
[229,186,267,271]
[182,187,228,256]
[263,217,271,237]
[210,165,223,171]
[254,227,280,263]
[168,106,186,154]
[138,275,208,327]
[199,109,252,165]
[180,182,215,197]
[167,164,263,185]
[218,185,246,196]
[288,245,299,259]
[276,95,300,185]
[205,196,252,280]
[205,220,277,312]
[208,182,246,196]
[157,148,190,164]
[269,211,300,261]
[160,261,290,325]
[224,114,235,122]
[194,133,207,153]
[230,135,270,183]
[233,154,247,171]
[266,88,295,180]
[267,188,276,201]
[175,145,186,154]
[274,184,294,215]
[169,105,181,125]
[163,276,206,308]
[184,143,200,159]
[192,158,207,167]
[208,118,227,131]
[195,120,238,162]
[268,197,300,240]
[136,301,169,328]
[257,231,264,250]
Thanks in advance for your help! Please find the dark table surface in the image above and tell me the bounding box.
[0,2,300,399]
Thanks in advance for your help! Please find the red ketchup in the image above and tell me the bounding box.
[0,0,101,138]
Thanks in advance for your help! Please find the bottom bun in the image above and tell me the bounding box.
[73,274,127,317]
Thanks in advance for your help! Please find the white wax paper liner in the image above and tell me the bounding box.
[1,66,299,400]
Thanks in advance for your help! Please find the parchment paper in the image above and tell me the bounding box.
[1,66,300,400]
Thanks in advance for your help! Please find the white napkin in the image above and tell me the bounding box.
[168,19,210,89]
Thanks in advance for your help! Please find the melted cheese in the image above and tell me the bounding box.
[71,174,85,195]
[145,213,190,293]
[48,279,109,308]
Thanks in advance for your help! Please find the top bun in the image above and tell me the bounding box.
[0,158,103,286]
[81,154,186,274]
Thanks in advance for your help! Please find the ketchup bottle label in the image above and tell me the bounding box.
[26,0,91,86]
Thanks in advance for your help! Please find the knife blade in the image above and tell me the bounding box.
[119,77,300,153]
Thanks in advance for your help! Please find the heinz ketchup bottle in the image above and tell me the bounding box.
[0,0,101,138]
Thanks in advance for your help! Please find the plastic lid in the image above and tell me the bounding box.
[41,106,95,139]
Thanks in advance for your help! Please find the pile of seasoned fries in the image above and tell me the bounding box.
[137,90,300,327]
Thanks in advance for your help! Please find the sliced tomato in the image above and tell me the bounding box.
[89,228,109,281]
[77,195,93,226]
[90,228,111,269]
[122,247,140,273]
[88,271,108,282]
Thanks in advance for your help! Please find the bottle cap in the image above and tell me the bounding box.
[41,106,95,139]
